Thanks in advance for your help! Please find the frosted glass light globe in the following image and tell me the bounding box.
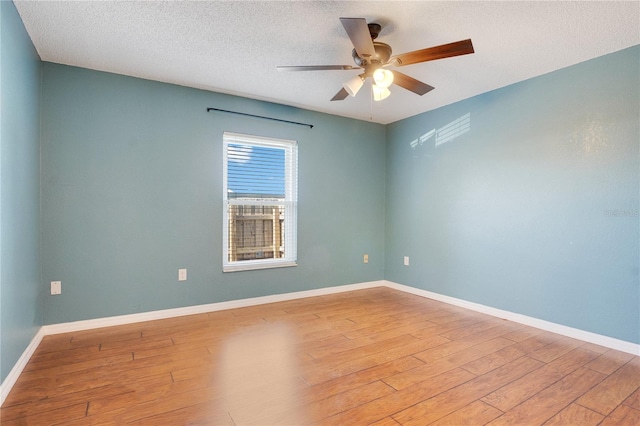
[373,69,394,88]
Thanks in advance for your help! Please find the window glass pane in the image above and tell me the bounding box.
[227,144,285,199]
[227,204,285,262]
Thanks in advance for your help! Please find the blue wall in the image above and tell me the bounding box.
[40,63,386,324]
[386,46,639,344]
[0,0,42,383]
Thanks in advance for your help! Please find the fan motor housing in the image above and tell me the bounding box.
[352,42,393,68]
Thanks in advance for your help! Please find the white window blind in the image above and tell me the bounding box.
[223,132,298,272]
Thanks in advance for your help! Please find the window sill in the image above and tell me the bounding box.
[223,261,297,273]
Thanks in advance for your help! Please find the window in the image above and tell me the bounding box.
[223,132,298,272]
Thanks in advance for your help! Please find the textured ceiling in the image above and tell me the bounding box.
[14,1,640,124]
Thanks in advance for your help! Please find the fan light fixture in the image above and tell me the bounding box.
[372,84,391,101]
[373,69,394,88]
[344,75,364,97]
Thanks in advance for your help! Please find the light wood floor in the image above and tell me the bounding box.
[1,287,639,425]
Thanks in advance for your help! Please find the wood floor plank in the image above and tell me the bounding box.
[318,368,476,425]
[128,404,235,426]
[0,384,132,421]
[1,287,638,425]
[575,357,640,415]
[98,336,175,354]
[28,343,101,364]
[599,404,640,426]
[584,348,636,375]
[383,337,517,390]
[507,332,566,354]
[412,323,523,363]
[344,319,439,346]
[109,384,222,423]
[579,342,610,354]
[438,318,511,341]
[369,417,402,426]
[1,354,138,407]
[65,328,145,346]
[459,345,526,376]
[307,356,424,403]
[301,335,445,387]
[248,380,395,424]
[481,346,600,412]
[410,317,481,340]
[527,336,585,363]
[428,311,480,325]
[486,367,606,425]
[2,401,88,424]
[34,334,76,353]
[543,345,603,374]
[623,387,640,410]
[85,373,178,417]
[390,355,543,425]
[174,376,309,425]
[305,326,414,359]
[501,326,546,342]
[429,400,504,426]
[300,334,426,385]
[542,403,605,425]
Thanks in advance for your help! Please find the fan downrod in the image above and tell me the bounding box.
[368,23,381,40]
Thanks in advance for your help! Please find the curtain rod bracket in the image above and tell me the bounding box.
[207,108,313,129]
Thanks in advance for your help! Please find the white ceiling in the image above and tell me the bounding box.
[14,1,640,124]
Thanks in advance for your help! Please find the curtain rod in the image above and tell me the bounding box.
[206,107,313,129]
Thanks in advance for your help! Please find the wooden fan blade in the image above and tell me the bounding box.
[330,88,349,101]
[392,71,435,96]
[277,65,359,71]
[391,39,474,66]
[339,17,375,59]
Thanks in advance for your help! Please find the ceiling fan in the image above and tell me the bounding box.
[277,17,474,101]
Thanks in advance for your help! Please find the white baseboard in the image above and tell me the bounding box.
[2,278,638,406]
[42,280,385,335]
[383,280,640,356]
[0,327,46,406]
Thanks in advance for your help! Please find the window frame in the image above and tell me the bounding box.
[222,132,298,272]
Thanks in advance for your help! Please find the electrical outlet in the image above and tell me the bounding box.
[403,256,410,266]
[51,281,62,295]
[178,268,187,281]
[363,254,369,263]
